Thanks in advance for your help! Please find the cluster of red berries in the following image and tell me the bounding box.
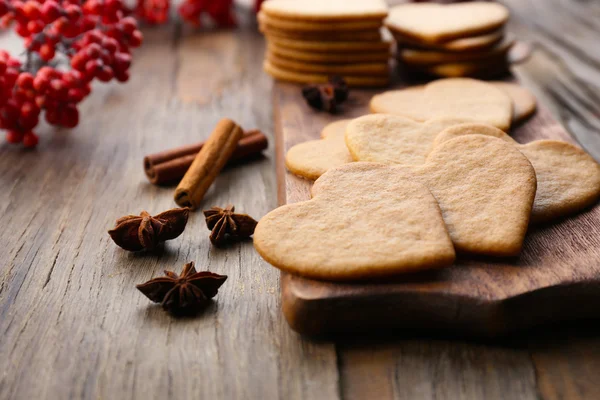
[0,0,143,147]
[134,0,240,27]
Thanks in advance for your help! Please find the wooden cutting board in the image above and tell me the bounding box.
[272,78,600,338]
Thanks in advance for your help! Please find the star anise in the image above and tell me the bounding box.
[136,261,227,315]
[203,204,258,246]
[108,208,189,251]
[301,76,349,113]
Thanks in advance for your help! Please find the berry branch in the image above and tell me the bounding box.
[0,0,143,147]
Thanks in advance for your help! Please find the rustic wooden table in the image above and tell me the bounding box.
[2,1,600,399]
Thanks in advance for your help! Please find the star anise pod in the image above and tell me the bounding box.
[108,208,189,251]
[136,261,227,315]
[301,76,349,114]
[203,204,258,246]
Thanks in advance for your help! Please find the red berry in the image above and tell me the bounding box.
[129,30,143,47]
[97,65,114,82]
[120,17,137,34]
[85,43,102,59]
[115,70,129,82]
[39,43,56,62]
[67,88,85,103]
[41,1,61,23]
[23,1,41,19]
[26,19,44,34]
[15,22,30,37]
[6,130,23,144]
[85,59,101,78]
[16,72,34,89]
[22,131,38,148]
[61,104,79,128]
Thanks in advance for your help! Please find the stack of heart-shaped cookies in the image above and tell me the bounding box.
[259,0,391,87]
[386,2,513,78]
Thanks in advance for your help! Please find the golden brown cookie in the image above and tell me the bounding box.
[268,43,390,64]
[266,35,391,53]
[264,61,390,87]
[491,82,537,123]
[267,52,389,76]
[345,115,472,165]
[260,0,388,22]
[254,162,456,281]
[398,36,514,66]
[285,119,354,180]
[433,123,600,223]
[415,135,536,256]
[370,78,513,131]
[385,2,509,44]
[394,29,504,53]
[258,12,383,32]
[259,25,383,42]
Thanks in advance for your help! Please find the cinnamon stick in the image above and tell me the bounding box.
[144,130,268,185]
[174,119,244,209]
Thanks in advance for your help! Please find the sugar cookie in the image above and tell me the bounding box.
[264,61,390,87]
[254,162,455,281]
[385,2,509,44]
[259,12,383,32]
[345,115,471,165]
[266,35,391,53]
[261,0,388,22]
[268,44,390,64]
[259,26,383,42]
[433,123,600,223]
[268,53,389,76]
[491,82,536,123]
[399,37,514,66]
[394,29,503,53]
[370,78,512,131]
[285,119,353,180]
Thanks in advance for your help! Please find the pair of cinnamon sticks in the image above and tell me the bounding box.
[143,119,268,209]
[144,126,267,185]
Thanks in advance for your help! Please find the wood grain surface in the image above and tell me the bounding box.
[1,1,600,399]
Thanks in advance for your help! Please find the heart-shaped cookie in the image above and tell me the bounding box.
[385,2,509,44]
[254,163,456,281]
[285,119,353,180]
[370,78,513,131]
[346,115,472,165]
[414,135,536,256]
[433,123,600,223]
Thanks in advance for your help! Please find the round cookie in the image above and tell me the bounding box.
[259,12,383,32]
[261,0,388,22]
[268,52,389,76]
[370,78,513,131]
[386,2,509,44]
[285,119,354,180]
[266,35,391,53]
[268,44,390,64]
[399,37,514,66]
[254,162,456,281]
[491,82,536,123]
[264,61,390,87]
[394,30,504,53]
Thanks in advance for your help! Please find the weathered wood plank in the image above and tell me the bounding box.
[0,20,340,400]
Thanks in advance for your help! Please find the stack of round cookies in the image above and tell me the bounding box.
[386,2,513,78]
[259,0,391,87]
